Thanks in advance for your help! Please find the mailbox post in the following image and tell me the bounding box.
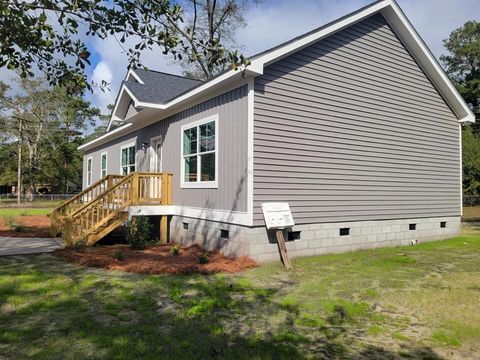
[261,203,294,270]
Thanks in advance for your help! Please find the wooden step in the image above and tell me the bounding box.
[86,212,128,245]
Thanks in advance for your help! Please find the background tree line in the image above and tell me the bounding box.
[442,20,480,197]
[0,1,478,199]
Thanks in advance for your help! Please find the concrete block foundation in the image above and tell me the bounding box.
[170,216,461,262]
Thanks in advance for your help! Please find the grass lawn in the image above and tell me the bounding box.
[0,208,53,217]
[0,225,479,359]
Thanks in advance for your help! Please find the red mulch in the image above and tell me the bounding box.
[0,215,51,238]
[54,244,258,275]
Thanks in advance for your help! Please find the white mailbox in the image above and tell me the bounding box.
[261,203,294,229]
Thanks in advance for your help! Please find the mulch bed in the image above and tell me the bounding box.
[0,215,51,238]
[54,244,258,275]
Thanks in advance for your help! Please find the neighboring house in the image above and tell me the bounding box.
[77,0,474,261]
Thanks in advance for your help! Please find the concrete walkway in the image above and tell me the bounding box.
[0,237,63,256]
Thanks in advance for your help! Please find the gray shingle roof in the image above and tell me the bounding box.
[125,69,202,104]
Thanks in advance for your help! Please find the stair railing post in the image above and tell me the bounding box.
[131,172,140,206]
[107,175,113,189]
[159,173,172,244]
[50,212,58,238]
[64,216,73,247]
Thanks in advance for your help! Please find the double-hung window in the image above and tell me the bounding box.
[86,157,92,187]
[181,115,218,188]
[121,144,136,175]
[101,152,108,178]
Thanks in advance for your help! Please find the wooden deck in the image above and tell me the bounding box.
[50,172,173,246]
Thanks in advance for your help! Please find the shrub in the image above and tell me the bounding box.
[198,252,210,264]
[169,244,181,256]
[112,249,125,261]
[125,216,154,250]
[14,224,25,232]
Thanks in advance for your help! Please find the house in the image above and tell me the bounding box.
[59,0,475,261]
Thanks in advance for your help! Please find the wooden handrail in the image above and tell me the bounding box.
[50,174,124,237]
[69,173,135,218]
[63,172,173,246]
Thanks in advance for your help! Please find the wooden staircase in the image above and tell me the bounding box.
[50,172,172,246]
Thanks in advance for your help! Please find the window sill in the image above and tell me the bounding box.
[181,181,218,189]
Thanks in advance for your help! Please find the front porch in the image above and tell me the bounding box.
[50,172,173,246]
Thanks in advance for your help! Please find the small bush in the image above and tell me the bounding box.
[14,224,25,232]
[169,244,181,256]
[198,252,210,264]
[112,249,125,261]
[125,217,154,250]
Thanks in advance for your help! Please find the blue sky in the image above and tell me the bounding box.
[2,0,479,113]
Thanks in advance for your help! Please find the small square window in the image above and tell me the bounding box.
[440,221,446,228]
[220,229,229,239]
[183,222,189,230]
[340,228,350,236]
[287,231,301,241]
[409,223,416,231]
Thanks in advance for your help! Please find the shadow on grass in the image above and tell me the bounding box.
[0,254,443,359]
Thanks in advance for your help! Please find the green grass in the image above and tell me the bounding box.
[0,208,53,217]
[0,225,480,359]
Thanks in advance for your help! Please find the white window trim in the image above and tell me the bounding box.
[180,114,219,189]
[100,152,108,178]
[149,135,163,172]
[119,142,137,175]
[86,157,93,187]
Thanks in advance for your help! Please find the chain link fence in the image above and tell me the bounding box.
[0,193,75,205]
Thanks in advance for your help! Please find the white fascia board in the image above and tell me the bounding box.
[130,66,261,110]
[107,70,143,132]
[255,0,389,67]
[126,69,145,84]
[381,1,475,123]
[78,123,133,151]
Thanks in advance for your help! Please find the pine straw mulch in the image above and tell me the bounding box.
[54,243,258,275]
[0,215,51,238]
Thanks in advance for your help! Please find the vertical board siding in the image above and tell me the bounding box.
[83,85,248,212]
[253,14,461,225]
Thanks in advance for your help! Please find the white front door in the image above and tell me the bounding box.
[150,137,162,172]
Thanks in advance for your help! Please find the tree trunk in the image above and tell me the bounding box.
[16,120,23,205]
[26,141,34,201]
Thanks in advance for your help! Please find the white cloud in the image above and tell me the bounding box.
[2,0,479,112]
[91,61,114,112]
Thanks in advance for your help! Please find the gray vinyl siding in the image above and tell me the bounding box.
[83,85,248,212]
[253,13,461,225]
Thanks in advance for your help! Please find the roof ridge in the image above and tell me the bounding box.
[134,68,202,82]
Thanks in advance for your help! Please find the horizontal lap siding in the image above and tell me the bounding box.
[84,85,248,212]
[253,14,460,225]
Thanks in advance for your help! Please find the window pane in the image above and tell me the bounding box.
[121,148,127,166]
[184,156,197,182]
[200,153,215,181]
[101,155,106,169]
[199,121,215,152]
[121,167,128,176]
[128,147,135,165]
[183,127,197,155]
[87,159,92,171]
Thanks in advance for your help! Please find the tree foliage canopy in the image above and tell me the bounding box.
[442,20,480,197]
[441,20,480,123]
[0,76,101,194]
[0,0,252,90]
